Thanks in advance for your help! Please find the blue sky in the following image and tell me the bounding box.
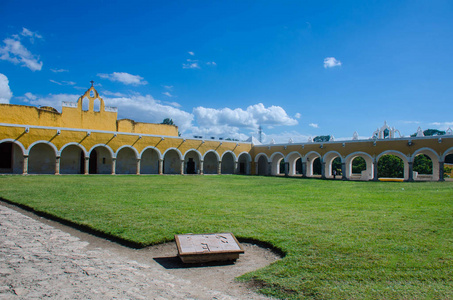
[1,0,452,143]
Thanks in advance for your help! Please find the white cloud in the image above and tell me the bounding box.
[0,34,43,71]
[101,90,126,97]
[262,131,311,144]
[206,61,217,66]
[193,103,298,132]
[188,51,195,56]
[162,91,173,97]
[295,113,301,119]
[323,57,342,68]
[429,122,453,130]
[97,72,147,85]
[0,73,13,104]
[22,92,80,111]
[51,68,68,73]
[163,85,173,90]
[182,59,200,69]
[309,123,319,128]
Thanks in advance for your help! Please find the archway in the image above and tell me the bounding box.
[221,152,235,174]
[323,151,342,179]
[89,146,113,174]
[344,152,374,181]
[60,144,85,174]
[377,151,409,180]
[412,148,439,181]
[163,149,182,174]
[306,152,321,177]
[237,152,252,175]
[140,148,160,174]
[270,152,284,175]
[203,151,218,174]
[256,154,268,176]
[28,143,56,174]
[184,150,201,174]
[286,152,302,176]
[116,147,138,174]
[0,141,24,174]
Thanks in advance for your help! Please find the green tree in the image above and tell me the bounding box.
[332,157,342,174]
[378,155,404,178]
[411,128,445,137]
[313,135,331,142]
[352,157,366,173]
[313,157,322,175]
[413,154,432,174]
[161,118,174,125]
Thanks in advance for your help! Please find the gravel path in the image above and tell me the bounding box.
[0,205,275,299]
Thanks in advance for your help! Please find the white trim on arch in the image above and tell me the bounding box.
[254,152,269,163]
[0,139,26,155]
[203,149,220,161]
[220,150,236,161]
[140,146,162,160]
[441,146,453,161]
[411,147,441,162]
[162,147,183,160]
[27,140,58,156]
[237,151,252,162]
[59,142,88,157]
[184,148,203,161]
[344,151,374,181]
[116,145,140,159]
[88,144,115,158]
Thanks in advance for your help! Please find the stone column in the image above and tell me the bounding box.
[217,161,222,175]
[180,160,185,175]
[111,158,116,175]
[234,161,238,174]
[302,161,307,177]
[373,160,378,181]
[321,161,326,179]
[407,161,414,182]
[284,162,289,177]
[439,161,445,182]
[23,155,28,175]
[136,159,141,175]
[55,156,60,175]
[200,160,204,175]
[158,159,163,175]
[84,157,89,175]
[341,162,347,180]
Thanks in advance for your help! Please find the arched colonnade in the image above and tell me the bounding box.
[254,147,453,181]
[0,139,252,176]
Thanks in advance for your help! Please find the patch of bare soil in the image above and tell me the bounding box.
[3,202,281,298]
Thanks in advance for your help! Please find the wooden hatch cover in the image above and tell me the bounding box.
[175,233,244,263]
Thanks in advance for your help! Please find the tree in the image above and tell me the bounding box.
[161,118,174,125]
[413,154,432,174]
[313,135,331,142]
[378,155,404,178]
[352,157,366,173]
[411,128,445,137]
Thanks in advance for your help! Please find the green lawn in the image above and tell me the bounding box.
[1,175,452,299]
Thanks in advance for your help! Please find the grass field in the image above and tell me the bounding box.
[1,175,452,299]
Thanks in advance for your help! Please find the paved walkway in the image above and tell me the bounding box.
[0,205,261,299]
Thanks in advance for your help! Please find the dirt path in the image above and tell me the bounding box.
[0,202,280,299]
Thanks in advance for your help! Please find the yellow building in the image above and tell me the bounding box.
[1,85,452,181]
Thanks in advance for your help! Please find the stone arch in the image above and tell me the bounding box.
[255,153,269,176]
[442,147,453,161]
[221,151,235,174]
[163,148,183,174]
[60,143,87,174]
[140,147,161,174]
[184,149,202,174]
[270,152,285,175]
[28,141,57,174]
[237,152,252,175]
[323,151,343,179]
[116,146,139,174]
[0,139,25,174]
[286,151,302,176]
[344,152,374,181]
[88,145,114,174]
[377,150,409,180]
[305,151,321,177]
[412,147,439,181]
[203,150,219,174]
